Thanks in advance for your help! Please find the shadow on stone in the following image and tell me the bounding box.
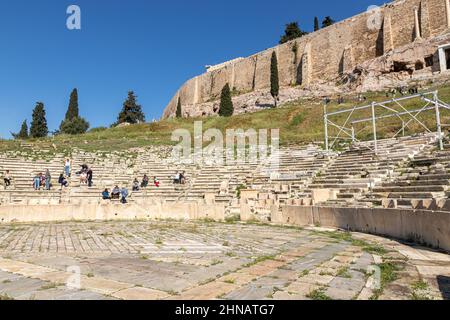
[437,275,450,300]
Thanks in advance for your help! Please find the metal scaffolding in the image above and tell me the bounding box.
[323,91,450,154]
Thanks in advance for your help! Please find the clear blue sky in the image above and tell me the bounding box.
[0,0,386,139]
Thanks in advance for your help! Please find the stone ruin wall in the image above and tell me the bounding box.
[163,0,450,118]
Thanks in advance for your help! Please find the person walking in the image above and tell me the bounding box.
[58,174,68,188]
[87,168,93,187]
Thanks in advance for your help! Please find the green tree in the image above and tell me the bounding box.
[322,16,335,28]
[116,91,145,125]
[176,97,182,118]
[65,88,79,120]
[30,102,48,138]
[219,83,234,117]
[314,17,320,31]
[60,88,90,135]
[279,22,308,44]
[270,51,280,107]
[12,120,29,139]
[59,117,90,135]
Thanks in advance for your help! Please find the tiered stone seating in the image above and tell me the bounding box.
[361,139,450,210]
[247,144,331,200]
[305,134,438,207]
[0,154,64,204]
[235,145,333,219]
[0,133,445,213]
[132,152,194,202]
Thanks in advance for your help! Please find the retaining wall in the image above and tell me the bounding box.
[274,205,450,251]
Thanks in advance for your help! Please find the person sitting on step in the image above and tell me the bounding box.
[141,174,149,188]
[132,178,140,191]
[154,176,160,188]
[120,187,129,204]
[3,170,12,188]
[111,186,121,200]
[80,171,88,184]
[173,171,180,184]
[180,171,186,184]
[102,188,111,200]
[40,173,46,188]
[58,174,68,188]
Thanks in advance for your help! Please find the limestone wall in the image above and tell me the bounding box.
[0,201,225,223]
[162,0,450,118]
[274,205,450,252]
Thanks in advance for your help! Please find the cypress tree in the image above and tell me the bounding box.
[117,91,145,125]
[30,102,48,138]
[176,97,182,118]
[12,120,29,139]
[314,17,320,31]
[270,51,280,107]
[219,83,234,117]
[65,88,79,120]
[18,120,28,139]
[60,88,89,135]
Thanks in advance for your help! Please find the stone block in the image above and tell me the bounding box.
[240,189,258,200]
[311,189,337,204]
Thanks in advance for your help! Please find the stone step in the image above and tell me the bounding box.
[373,185,446,193]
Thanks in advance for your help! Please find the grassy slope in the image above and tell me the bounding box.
[1,83,450,155]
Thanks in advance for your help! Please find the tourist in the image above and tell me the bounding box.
[102,188,110,200]
[58,174,68,188]
[408,86,418,95]
[3,170,12,188]
[141,174,149,188]
[120,187,129,204]
[388,88,396,97]
[40,173,46,188]
[33,173,41,190]
[64,159,71,177]
[86,168,93,187]
[180,171,186,184]
[76,164,88,175]
[154,176,160,188]
[80,171,87,184]
[173,171,180,184]
[132,178,140,191]
[111,186,121,199]
[45,169,51,190]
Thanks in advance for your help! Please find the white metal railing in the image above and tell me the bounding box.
[323,91,449,154]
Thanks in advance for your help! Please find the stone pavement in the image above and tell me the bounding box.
[0,221,449,300]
